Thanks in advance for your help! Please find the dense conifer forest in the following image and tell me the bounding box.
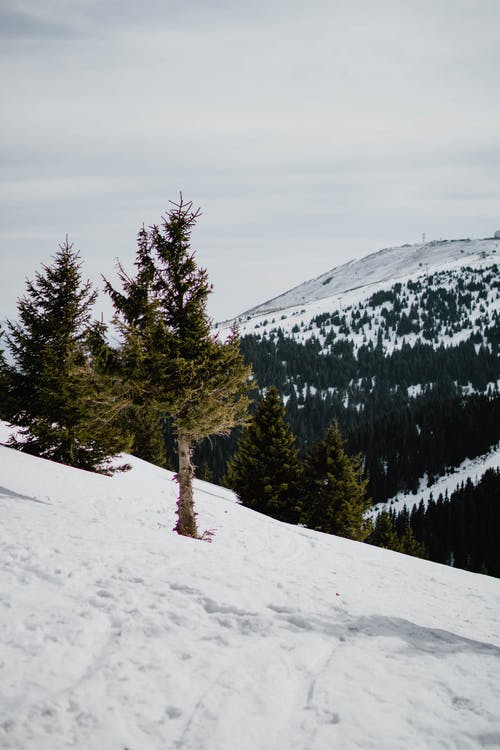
[200,265,500,494]
[381,469,500,577]
[238,336,500,502]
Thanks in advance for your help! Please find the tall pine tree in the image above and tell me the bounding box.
[106,196,252,538]
[303,422,371,540]
[226,386,304,524]
[4,239,130,471]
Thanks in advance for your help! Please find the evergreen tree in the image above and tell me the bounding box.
[4,239,130,471]
[106,196,252,537]
[366,510,401,550]
[366,508,427,558]
[86,320,170,468]
[302,422,371,540]
[226,386,303,523]
[129,406,170,467]
[399,526,427,558]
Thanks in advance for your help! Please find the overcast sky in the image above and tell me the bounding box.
[1,0,499,324]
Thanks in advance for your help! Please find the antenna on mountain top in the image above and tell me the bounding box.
[422,232,426,244]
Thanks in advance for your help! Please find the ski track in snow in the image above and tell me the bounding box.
[1,424,500,749]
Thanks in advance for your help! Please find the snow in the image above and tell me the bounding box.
[1,424,500,749]
[217,237,500,362]
[373,441,500,518]
[231,237,500,321]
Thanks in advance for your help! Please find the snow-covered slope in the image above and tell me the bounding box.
[215,237,500,376]
[372,441,500,517]
[235,236,499,320]
[1,426,499,750]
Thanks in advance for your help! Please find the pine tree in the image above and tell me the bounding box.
[399,527,427,558]
[4,239,130,471]
[226,386,304,523]
[302,422,372,540]
[106,196,252,537]
[366,505,428,558]
[85,319,170,468]
[366,510,401,551]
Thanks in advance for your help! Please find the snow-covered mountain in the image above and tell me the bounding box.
[213,233,500,520]
[1,422,499,750]
[216,238,500,363]
[231,236,500,323]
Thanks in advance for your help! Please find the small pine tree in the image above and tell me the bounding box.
[302,422,372,540]
[399,526,427,558]
[366,509,428,558]
[106,196,252,537]
[366,510,401,551]
[226,386,304,524]
[4,239,130,471]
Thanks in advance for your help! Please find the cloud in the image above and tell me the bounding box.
[0,5,77,39]
[1,0,499,321]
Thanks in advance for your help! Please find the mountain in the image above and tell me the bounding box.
[1,422,499,750]
[217,237,499,372]
[212,237,500,483]
[204,236,500,571]
[229,236,499,323]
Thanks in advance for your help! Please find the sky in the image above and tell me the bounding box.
[1,0,500,324]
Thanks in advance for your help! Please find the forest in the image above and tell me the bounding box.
[198,285,500,502]
[375,469,500,577]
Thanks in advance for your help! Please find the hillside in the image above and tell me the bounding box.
[1,428,500,750]
[209,237,500,505]
[372,440,500,516]
[231,236,499,323]
[217,238,500,367]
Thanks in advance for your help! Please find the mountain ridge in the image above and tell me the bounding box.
[205,234,500,523]
[223,236,499,326]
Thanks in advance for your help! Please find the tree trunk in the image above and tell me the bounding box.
[174,434,198,537]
